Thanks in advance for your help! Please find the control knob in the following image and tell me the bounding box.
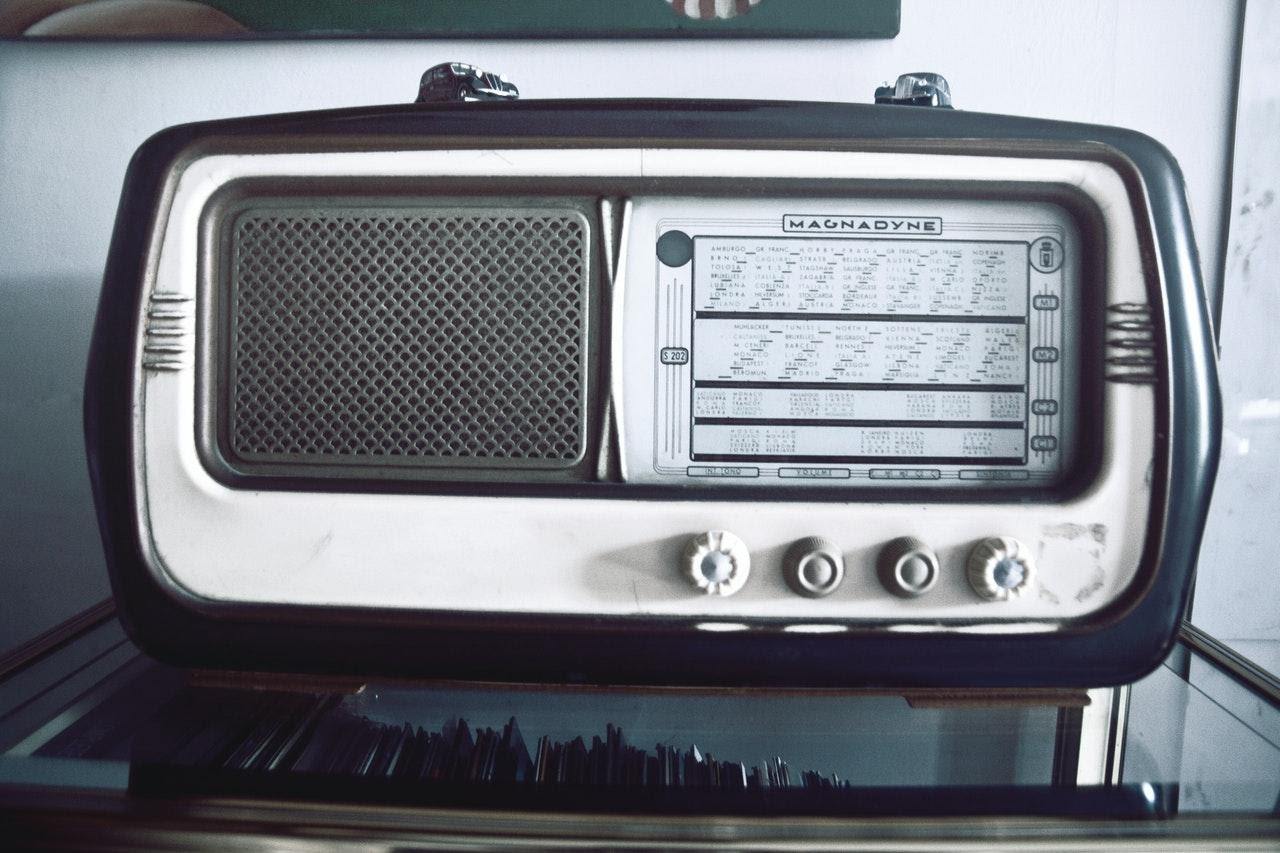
[783,537,845,598]
[682,531,751,596]
[966,536,1036,601]
[877,537,939,598]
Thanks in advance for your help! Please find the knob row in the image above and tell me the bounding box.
[681,532,1036,601]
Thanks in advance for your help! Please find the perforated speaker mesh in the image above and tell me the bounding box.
[221,205,590,473]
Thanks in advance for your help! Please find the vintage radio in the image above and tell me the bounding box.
[84,77,1220,687]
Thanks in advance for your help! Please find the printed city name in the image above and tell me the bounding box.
[782,215,943,235]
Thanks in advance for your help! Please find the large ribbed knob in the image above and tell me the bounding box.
[682,531,751,596]
[877,537,939,598]
[783,537,845,598]
[966,536,1036,601]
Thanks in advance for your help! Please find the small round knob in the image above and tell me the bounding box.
[783,537,845,598]
[682,531,751,596]
[877,537,939,598]
[966,536,1036,601]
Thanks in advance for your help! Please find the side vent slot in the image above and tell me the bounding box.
[1105,302,1157,384]
[142,292,194,371]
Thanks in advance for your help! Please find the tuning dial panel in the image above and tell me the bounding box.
[682,531,751,596]
[783,537,845,598]
[877,537,940,598]
[966,536,1037,601]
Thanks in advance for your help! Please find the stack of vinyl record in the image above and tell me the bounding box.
[94,686,1166,817]
[129,688,840,791]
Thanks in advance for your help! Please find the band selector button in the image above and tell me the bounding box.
[877,537,940,598]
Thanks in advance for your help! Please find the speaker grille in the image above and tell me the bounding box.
[222,205,590,473]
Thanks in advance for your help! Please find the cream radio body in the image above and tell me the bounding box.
[86,101,1219,686]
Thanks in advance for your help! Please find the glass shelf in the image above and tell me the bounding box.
[1,611,1277,848]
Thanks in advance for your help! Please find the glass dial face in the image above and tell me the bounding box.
[625,197,1082,490]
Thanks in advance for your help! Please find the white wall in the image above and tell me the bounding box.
[0,0,1241,651]
[1192,0,1280,674]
